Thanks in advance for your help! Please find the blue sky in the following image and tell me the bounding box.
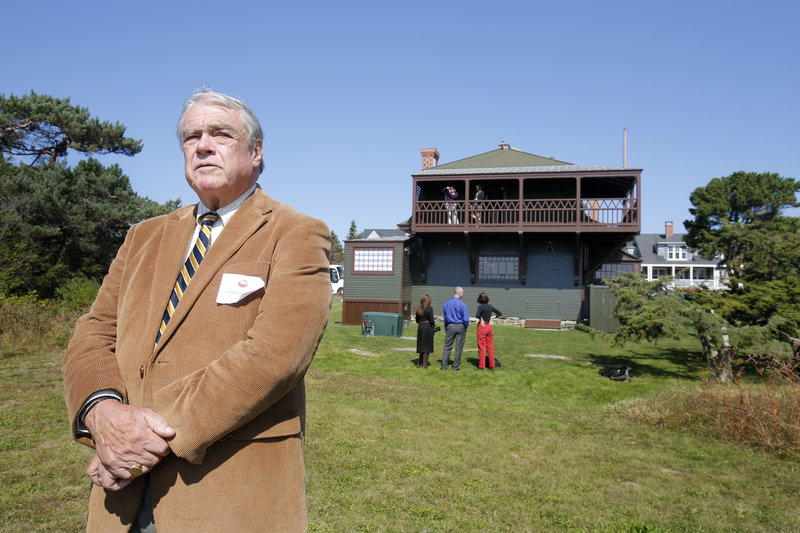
[4,0,798,239]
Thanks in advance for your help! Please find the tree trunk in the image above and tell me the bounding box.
[717,334,733,384]
[703,334,733,385]
[789,338,800,377]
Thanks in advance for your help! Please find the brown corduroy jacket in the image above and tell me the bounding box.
[63,187,331,532]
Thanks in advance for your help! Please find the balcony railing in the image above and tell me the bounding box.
[413,197,638,231]
[671,279,727,290]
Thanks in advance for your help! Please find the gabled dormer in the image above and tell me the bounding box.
[652,221,692,261]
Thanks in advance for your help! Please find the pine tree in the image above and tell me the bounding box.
[0,91,142,165]
[0,92,177,297]
[329,231,344,264]
[346,219,359,240]
[684,171,799,281]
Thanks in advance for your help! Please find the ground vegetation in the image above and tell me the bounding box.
[1,300,798,532]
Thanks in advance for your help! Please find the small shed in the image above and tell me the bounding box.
[342,229,412,326]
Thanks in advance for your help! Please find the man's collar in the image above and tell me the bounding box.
[196,183,257,223]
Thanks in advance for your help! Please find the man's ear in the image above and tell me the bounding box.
[251,139,263,168]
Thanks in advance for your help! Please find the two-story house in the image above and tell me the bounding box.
[341,143,641,327]
[629,221,727,290]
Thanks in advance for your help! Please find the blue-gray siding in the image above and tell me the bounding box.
[415,235,576,288]
[343,235,586,320]
[408,235,583,320]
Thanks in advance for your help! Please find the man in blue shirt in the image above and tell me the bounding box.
[441,286,470,370]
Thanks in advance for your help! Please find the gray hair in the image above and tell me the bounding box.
[177,88,264,174]
[454,286,464,296]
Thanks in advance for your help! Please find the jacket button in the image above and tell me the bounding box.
[139,365,144,378]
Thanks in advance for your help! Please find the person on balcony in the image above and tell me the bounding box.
[471,184,485,224]
[442,186,459,224]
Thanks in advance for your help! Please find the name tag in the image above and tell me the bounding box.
[216,273,265,304]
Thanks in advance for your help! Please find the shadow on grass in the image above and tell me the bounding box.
[403,355,505,370]
[587,347,702,381]
[463,357,503,369]
[406,357,447,369]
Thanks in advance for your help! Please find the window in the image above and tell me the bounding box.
[641,266,649,279]
[478,256,519,281]
[652,267,672,278]
[591,263,635,283]
[353,247,394,273]
[667,245,687,260]
[693,267,713,280]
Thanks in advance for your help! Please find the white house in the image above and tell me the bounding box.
[627,221,727,290]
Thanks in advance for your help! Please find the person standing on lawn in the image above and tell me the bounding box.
[476,291,502,369]
[62,88,330,532]
[441,286,470,371]
[415,294,435,368]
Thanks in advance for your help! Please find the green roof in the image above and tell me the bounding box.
[435,146,571,170]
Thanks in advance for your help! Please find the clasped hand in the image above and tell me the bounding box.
[84,401,175,491]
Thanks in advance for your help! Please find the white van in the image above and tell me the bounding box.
[329,265,344,296]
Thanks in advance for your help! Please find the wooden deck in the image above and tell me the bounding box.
[412,197,639,232]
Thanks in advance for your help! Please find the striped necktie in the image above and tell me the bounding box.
[154,212,219,348]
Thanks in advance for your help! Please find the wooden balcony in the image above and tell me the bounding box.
[412,197,639,233]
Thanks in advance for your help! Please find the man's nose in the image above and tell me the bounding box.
[196,132,215,153]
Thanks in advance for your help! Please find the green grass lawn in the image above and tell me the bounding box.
[1,301,798,532]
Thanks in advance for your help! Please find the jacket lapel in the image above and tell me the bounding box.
[152,189,273,356]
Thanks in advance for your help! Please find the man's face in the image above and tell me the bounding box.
[181,102,262,210]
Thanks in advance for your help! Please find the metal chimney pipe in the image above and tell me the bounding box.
[623,128,627,168]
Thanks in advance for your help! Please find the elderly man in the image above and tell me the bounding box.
[440,286,470,371]
[62,89,331,532]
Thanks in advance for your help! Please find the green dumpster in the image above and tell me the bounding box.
[361,312,405,337]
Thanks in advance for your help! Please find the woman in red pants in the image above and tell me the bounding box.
[475,291,502,369]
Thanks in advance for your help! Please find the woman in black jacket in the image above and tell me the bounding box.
[415,294,435,368]
[476,291,502,369]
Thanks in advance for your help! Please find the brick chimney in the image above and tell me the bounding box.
[665,221,674,238]
[420,148,439,170]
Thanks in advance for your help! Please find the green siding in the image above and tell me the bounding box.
[411,285,582,320]
[588,285,620,333]
[344,243,404,301]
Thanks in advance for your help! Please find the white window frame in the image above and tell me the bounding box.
[352,246,394,274]
[667,245,687,260]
